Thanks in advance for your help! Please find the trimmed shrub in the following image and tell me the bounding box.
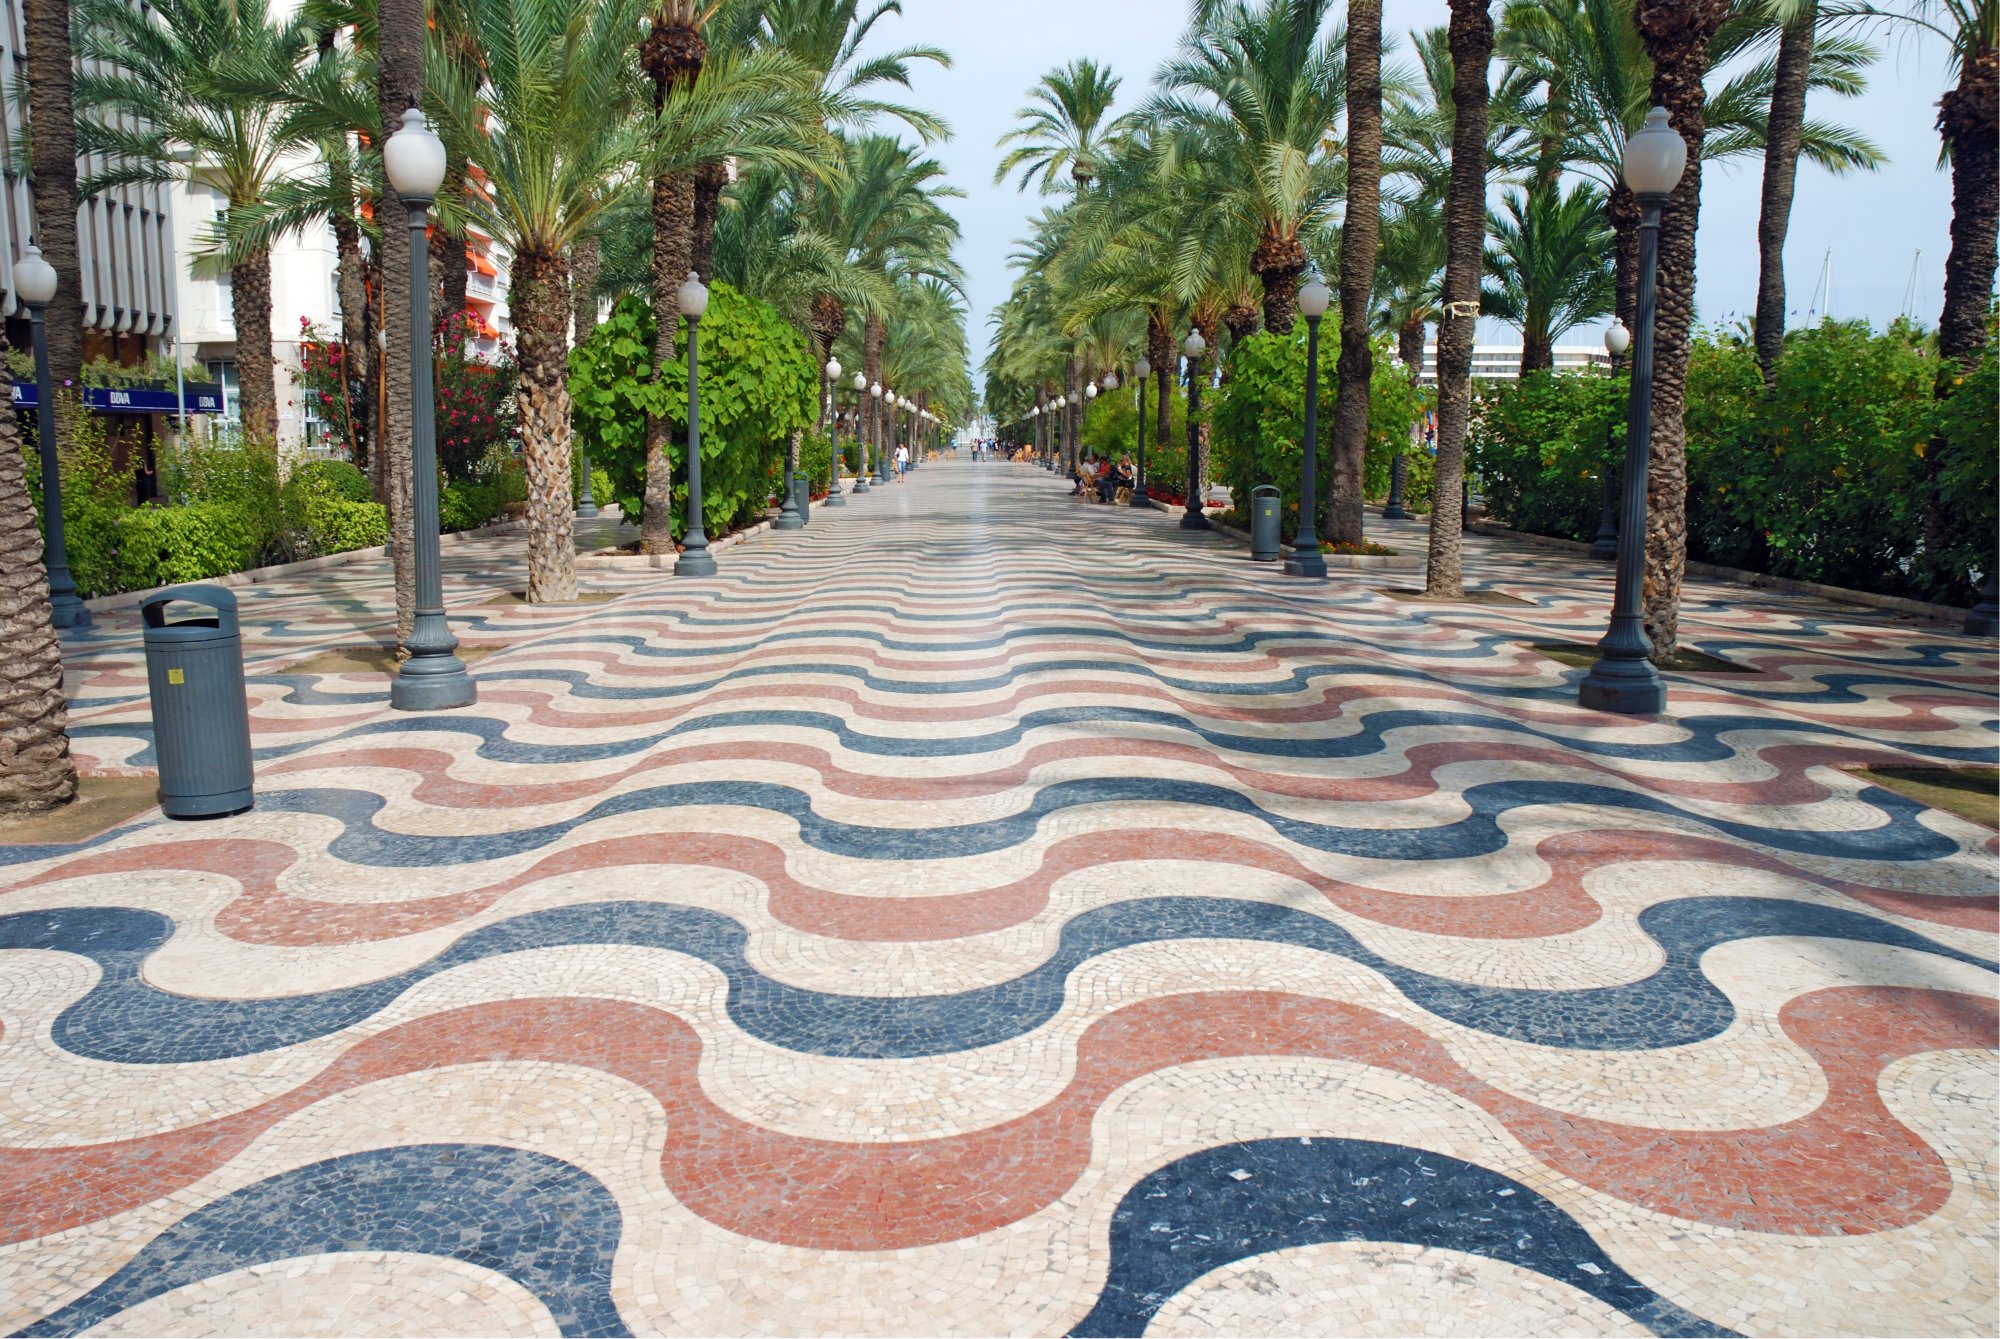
[115,502,262,589]
[289,458,372,503]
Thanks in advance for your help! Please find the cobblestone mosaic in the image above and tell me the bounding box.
[2,463,1995,1335]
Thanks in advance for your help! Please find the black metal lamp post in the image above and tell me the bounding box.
[14,242,89,629]
[1133,356,1152,507]
[1286,276,1330,577]
[1180,329,1209,530]
[776,354,808,528]
[852,373,872,493]
[821,357,845,506]
[1579,107,1684,716]
[385,102,474,712]
[1589,319,1629,561]
[674,270,718,577]
[870,382,887,483]
[1381,355,1412,520]
[1968,575,1998,637]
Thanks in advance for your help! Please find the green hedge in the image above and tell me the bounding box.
[114,501,263,590]
[798,431,835,494]
[571,286,815,538]
[1470,320,1996,605]
[1207,329,1427,527]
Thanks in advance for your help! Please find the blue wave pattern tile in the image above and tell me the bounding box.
[5,896,1989,1064]
[13,1145,628,1338]
[1068,1137,1737,1338]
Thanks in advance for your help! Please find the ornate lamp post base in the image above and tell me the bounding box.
[1283,547,1327,578]
[390,647,476,711]
[1967,573,1998,637]
[1381,454,1411,520]
[1578,647,1666,715]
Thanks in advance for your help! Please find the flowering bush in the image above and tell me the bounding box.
[435,312,517,480]
[295,317,363,460]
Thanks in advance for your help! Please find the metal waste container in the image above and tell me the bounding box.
[1250,484,1282,561]
[141,584,254,818]
[792,476,811,526]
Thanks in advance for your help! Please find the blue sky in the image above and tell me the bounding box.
[860,0,1962,374]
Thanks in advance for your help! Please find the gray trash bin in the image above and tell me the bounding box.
[1250,484,1282,561]
[141,584,254,818]
[792,476,811,526]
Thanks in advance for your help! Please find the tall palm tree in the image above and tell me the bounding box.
[1153,0,1349,333]
[1425,0,1494,600]
[1754,0,1820,381]
[380,0,424,649]
[1634,0,1733,665]
[1327,0,1384,546]
[995,59,1123,192]
[0,354,77,817]
[73,0,317,441]
[20,0,85,455]
[1481,179,1615,373]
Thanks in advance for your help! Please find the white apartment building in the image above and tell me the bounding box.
[1417,343,1613,384]
[4,0,512,463]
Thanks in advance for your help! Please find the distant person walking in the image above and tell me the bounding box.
[895,443,909,480]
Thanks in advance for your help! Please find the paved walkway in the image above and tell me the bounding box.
[3,460,1996,1337]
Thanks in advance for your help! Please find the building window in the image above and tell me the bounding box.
[206,360,241,422]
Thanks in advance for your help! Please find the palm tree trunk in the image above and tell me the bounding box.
[377,0,424,651]
[1635,0,1731,665]
[1254,230,1306,335]
[431,153,469,335]
[513,249,577,604]
[1754,2,1815,383]
[330,161,372,475]
[229,249,279,444]
[1519,331,1554,375]
[21,0,85,459]
[1924,33,1997,572]
[0,353,77,816]
[1148,310,1174,488]
[571,233,601,341]
[643,168,695,554]
[692,160,728,281]
[1064,359,1081,473]
[1426,0,1494,599]
[1327,0,1383,548]
[1609,183,1640,331]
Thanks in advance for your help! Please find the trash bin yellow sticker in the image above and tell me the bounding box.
[167,669,184,685]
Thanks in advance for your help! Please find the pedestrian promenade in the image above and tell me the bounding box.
[2,460,1995,1336]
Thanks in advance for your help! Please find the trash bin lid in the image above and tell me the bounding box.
[141,583,241,644]
[1252,484,1280,497]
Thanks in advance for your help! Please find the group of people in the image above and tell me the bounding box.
[1070,454,1137,505]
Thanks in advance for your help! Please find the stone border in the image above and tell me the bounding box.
[1185,511,1425,573]
[575,512,781,570]
[1470,522,1972,625]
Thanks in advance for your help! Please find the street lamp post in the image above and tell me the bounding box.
[674,271,717,577]
[1579,108,1683,716]
[1180,329,1209,530]
[1286,276,1330,577]
[1589,320,1629,561]
[821,357,845,506]
[1133,356,1152,507]
[1381,355,1412,520]
[13,242,88,629]
[385,102,473,712]
[852,372,871,492]
[869,381,886,484]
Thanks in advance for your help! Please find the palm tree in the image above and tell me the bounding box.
[1754,0,1820,381]
[1633,0,1733,665]
[1425,0,1494,601]
[73,0,317,442]
[1481,179,1615,373]
[995,58,1123,192]
[20,0,85,455]
[1152,0,1349,333]
[1327,0,1384,546]
[0,354,77,816]
[380,0,424,649]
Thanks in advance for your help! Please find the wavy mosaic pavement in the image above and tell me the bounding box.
[4,462,1996,1336]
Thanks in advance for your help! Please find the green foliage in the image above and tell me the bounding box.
[1926,335,2000,601]
[19,392,127,599]
[442,452,528,533]
[114,502,263,590]
[1208,328,1428,527]
[798,431,835,494]
[571,286,816,536]
[1473,322,1992,605]
[288,458,372,503]
[1469,369,1628,542]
